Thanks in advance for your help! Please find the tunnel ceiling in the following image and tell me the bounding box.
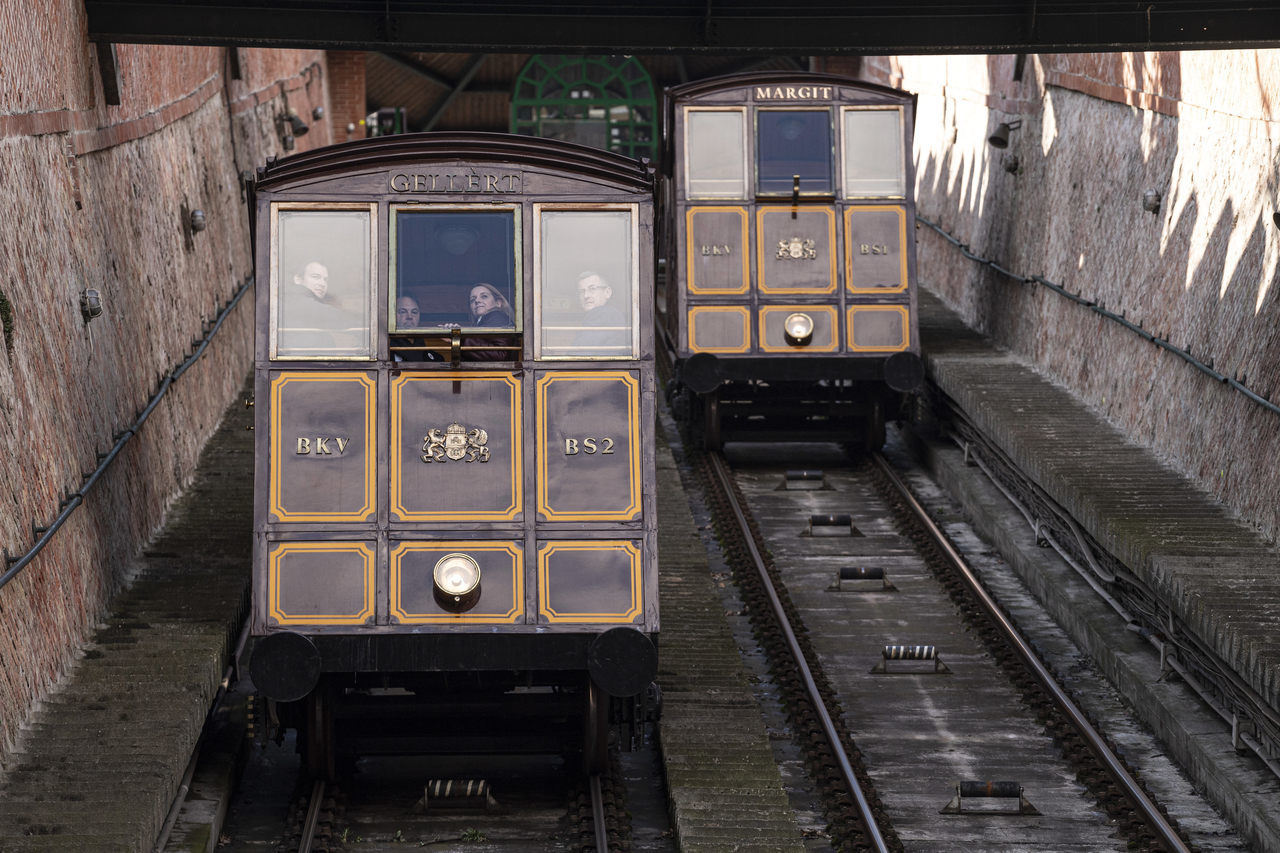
[84,1,1280,54]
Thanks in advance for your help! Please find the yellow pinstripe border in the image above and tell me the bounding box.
[269,372,376,522]
[389,373,522,521]
[844,205,909,294]
[538,541,643,623]
[757,305,839,353]
[686,206,750,295]
[756,206,837,295]
[688,305,752,354]
[389,541,524,624]
[536,372,641,522]
[267,541,375,626]
[846,305,910,352]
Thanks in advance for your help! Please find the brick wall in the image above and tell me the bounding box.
[0,9,333,756]
[835,51,1280,542]
[327,51,368,143]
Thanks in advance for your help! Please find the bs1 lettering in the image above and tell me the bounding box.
[859,244,891,255]
[563,437,616,456]
[296,437,351,455]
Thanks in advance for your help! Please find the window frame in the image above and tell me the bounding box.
[839,105,907,199]
[533,202,640,361]
[682,106,748,201]
[753,106,836,199]
[269,201,378,361]
[388,203,523,335]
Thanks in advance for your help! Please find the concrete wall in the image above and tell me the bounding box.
[821,51,1280,544]
[0,5,334,757]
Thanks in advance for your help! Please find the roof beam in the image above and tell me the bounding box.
[84,2,1280,54]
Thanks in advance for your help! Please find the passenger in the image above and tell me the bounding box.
[281,260,350,349]
[573,271,629,351]
[468,282,514,327]
[395,294,421,329]
[392,294,441,362]
[464,282,516,362]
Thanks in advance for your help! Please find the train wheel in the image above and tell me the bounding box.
[702,392,723,451]
[303,679,336,781]
[582,681,610,775]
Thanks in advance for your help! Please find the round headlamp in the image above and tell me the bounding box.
[783,312,814,346]
[433,553,481,612]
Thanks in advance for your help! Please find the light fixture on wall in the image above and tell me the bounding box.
[987,120,1022,149]
[312,106,325,121]
[1142,189,1162,214]
[189,209,207,233]
[80,288,103,322]
[286,110,309,136]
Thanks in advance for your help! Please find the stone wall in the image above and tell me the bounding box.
[821,52,1280,543]
[0,6,333,756]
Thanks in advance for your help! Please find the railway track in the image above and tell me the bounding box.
[694,439,1200,852]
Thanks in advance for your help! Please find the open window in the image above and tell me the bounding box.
[756,109,834,196]
[271,205,375,360]
[536,206,637,359]
[391,206,520,362]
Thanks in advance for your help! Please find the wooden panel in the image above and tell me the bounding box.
[390,373,522,521]
[537,540,642,623]
[756,206,837,295]
[268,372,376,523]
[267,541,375,626]
[390,541,523,624]
[536,371,641,522]
[689,305,751,353]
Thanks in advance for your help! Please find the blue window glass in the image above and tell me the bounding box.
[756,110,833,195]
[394,211,517,332]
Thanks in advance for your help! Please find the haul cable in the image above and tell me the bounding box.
[706,452,889,853]
[870,451,1190,853]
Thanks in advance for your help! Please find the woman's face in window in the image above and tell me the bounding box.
[470,285,499,317]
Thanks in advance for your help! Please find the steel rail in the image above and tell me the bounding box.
[590,773,610,852]
[706,452,889,853]
[870,451,1191,853]
[299,778,326,853]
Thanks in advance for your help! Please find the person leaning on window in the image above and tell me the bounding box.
[465,282,515,361]
[392,294,441,362]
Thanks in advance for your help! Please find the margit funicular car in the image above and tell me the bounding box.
[660,72,924,449]
[247,134,658,775]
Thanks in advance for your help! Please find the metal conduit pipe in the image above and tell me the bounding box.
[0,276,253,592]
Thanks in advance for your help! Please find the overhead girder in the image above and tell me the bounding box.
[84,1,1280,55]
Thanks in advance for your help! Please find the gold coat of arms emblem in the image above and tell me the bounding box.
[422,423,490,463]
[777,237,816,260]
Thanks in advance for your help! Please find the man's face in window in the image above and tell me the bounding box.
[577,275,612,311]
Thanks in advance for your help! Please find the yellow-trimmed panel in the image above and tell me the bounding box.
[844,205,909,294]
[538,541,643,623]
[688,305,751,354]
[267,541,375,626]
[756,206,838,295]
[757,305,839,353]
[846,305,910,352]
[269,372,376,523]
[389,372,522,521]
[535,372,641,522]
[389,541,524,624]
[685,206,750,295]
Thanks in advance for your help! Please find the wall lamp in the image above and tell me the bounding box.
[1142,189,1162,214]
[80,288,103,322]
[189,209,207,233]
[988,120,1022,149]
